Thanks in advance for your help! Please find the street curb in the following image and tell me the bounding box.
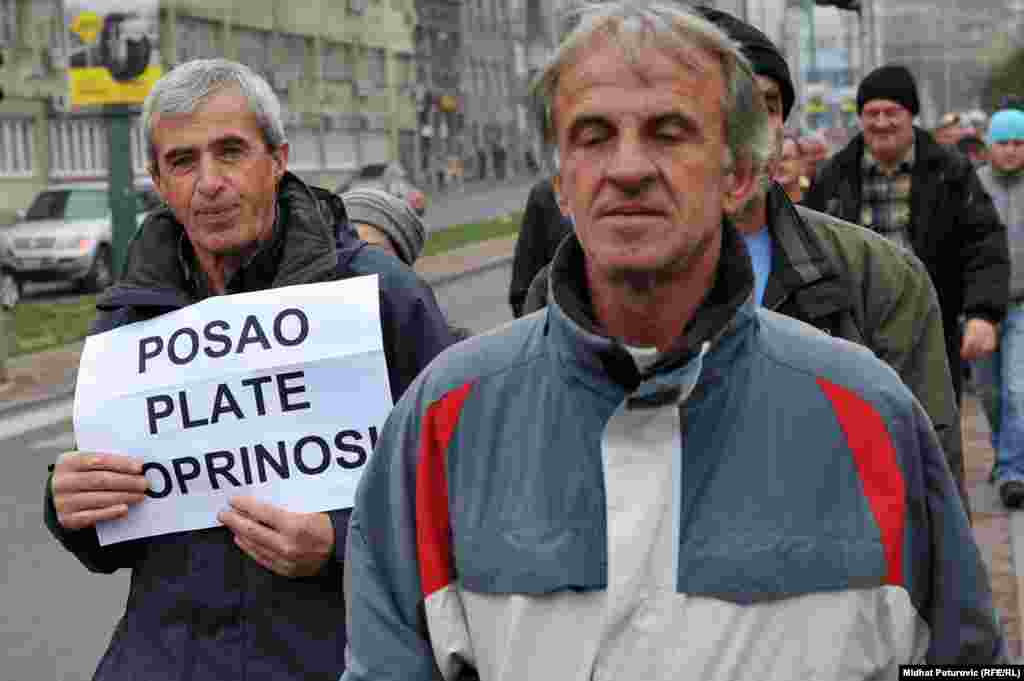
[421,254,514,288]
[0,375,77,419]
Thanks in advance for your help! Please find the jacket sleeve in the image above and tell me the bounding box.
[907,397,1008,663]
[43,471,146,573]
[40,302,155,574]
[509,179,563,318]
[955,165,1010,325]
[342,376,462,681]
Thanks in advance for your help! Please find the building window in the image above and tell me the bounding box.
[0,118,35,177]
[236,28,271,78]
[395,52,413,90]
[285,124,321,171]
[49,118,108,179]
[131,118,149,175]
[0,0,13,46]
[367,47,388,88]
[176,16,220,63]
[274,34,309,89]
[322,41,354,82]
[26,0,60,48]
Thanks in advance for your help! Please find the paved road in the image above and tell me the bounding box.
[422,177,535,233]
[434,262,514,335]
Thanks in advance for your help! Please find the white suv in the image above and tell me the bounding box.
[3,182,160,297]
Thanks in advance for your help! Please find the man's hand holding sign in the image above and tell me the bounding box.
[64,277,392,573]
[50,452,148,529]
[50,452,335,577]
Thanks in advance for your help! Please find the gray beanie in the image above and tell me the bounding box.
[342,188,426,266]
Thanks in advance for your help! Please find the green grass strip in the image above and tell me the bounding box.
[421,211,522,257]
[10,295,98,356]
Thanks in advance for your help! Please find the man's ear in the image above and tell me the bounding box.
[147,162,167,199]
[551,173,571,218]
[271,142,290,182]
[721,156,758,216]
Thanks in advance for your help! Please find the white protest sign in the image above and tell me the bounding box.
[73,276,392,545]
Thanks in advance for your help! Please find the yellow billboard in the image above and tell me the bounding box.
[66,1,162,108]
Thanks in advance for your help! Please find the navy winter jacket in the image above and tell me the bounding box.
[43,173,454,680]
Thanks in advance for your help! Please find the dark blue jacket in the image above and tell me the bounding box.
[43,173,454,680]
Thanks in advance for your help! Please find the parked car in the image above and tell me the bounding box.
[0,232,17,308]
[2,181,161,296]
[335,162,427,216]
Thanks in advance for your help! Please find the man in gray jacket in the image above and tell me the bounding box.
[974,108,1024,507]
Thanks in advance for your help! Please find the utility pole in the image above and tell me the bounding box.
[105,104,137,281]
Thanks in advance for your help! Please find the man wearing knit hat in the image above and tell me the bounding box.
[805,63,1009,409]
[520,8,970,511]
[972,108,1024,506]
[343,188,426,267]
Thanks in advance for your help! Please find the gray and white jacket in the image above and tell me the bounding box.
[343,224,1005,680]
[978,165,1024,302]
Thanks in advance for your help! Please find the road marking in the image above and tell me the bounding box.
[28,431,76,452]
[0,398,74,441]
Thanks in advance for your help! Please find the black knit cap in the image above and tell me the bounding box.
[695,5,795,120]
[856,64,920,116]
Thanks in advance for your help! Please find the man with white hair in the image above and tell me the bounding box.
[42,59,453,681]
[341,3,1005,678]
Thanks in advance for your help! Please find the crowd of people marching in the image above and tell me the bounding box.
[38,1,1024,679]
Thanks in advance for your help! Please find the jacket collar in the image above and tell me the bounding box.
[547,219,755,398]
[762,182,840,309]
[835,127,946,174]
[98,172,341,310]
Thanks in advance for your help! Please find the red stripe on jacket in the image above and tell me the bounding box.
[817,377,906,586]
[416,382,475,598]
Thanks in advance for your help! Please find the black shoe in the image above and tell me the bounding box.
[999,480,1024,509]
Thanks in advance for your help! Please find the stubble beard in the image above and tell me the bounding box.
[604,227,717,296]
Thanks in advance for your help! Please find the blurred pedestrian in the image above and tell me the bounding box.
[341,4,1006,677]
[343,187,473,341]
[973,108,1024,507]
[773,134,809,203]
[934,111,966,149]
[343,187,425,267]
[957,135,989,167]
[805,64,1009,404]
[799,132,830,180]
[43,58,454,681]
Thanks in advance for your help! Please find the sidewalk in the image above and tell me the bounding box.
[0,235,518,415]
[963,393,1022,658]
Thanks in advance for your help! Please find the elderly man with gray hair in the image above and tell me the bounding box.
[42,59,454,681]
[341,2,1005,678]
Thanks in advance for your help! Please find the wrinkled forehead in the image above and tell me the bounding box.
[562,29,720,90]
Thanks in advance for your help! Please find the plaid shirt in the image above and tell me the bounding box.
[860,143,916,250]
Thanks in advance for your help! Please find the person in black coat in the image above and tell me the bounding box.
[508,176,572,317]
[804,64,1009,402]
